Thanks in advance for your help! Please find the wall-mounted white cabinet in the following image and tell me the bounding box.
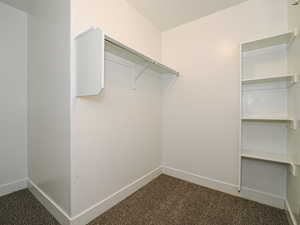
[239,30,298,203]
[75,28,179,97]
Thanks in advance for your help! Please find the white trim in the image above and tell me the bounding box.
[15,167,288,225]
[162,166,239,196]
[241,187,285,209]
[28,167,162,225]
[162,166,285,209]
[71,167,162,225]
[286,200,298,225]
[0,178,28,197]
[28,180,71,225]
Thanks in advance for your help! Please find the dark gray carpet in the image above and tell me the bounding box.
[0,175,289,225]
[0,189,60,225]
[88,175,289,225]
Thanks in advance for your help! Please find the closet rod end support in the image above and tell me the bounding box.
[289,163,297,176]
[290,119,298,130]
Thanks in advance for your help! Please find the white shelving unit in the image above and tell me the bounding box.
[75,28,179,97]
[239,30,298,194]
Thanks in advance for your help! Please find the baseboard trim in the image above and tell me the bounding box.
[286,200,298,225]
[25,167,287,224]
[162,166,285,209]
[0,178,28,197]
[28,180,71,225]
[28,167,162,225]
[162,166,238,196]
[241,187,285,209]
[70,167,162,225]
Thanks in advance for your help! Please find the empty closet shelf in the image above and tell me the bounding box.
[241,75,297,84]
[242,30,297,52]
[241,116,292,122]
[241,151,291,164]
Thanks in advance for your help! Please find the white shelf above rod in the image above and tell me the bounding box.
[104,35,180,77]
[75,27,179,97]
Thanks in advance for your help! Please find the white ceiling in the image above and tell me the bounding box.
[127,0,249,31]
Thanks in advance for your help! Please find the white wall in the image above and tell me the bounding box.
[71,0,161,62]
[162,0,287,187]
[0,2,27,195]
[27,0,71,215]
[287,0,300,223]
[71,0,162,217]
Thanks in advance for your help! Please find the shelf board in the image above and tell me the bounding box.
[242,115,292,122]
[242,75,297,84]
[242,116,297,129]
[104,35,179,76]
[241,150,291,165]
[242,30,297,52]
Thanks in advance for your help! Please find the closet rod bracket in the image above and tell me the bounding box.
[290,119,298,130]
[133,62,151,90]
[292,75,298,84]
[287,75,299,88]
[287,28,298,49]
[289,162,297,176]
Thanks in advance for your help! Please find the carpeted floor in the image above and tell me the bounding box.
[0,175,289,225]
[0,188,60,225]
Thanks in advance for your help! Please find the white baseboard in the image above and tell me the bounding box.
[162,166,239,195]
[286,200,298,225]
[0,178,28,197]
[28,180,71,225]
[28,167,162,225]
[241,187,285,209]
[162,166,285,209]
[71,167,162,225]
[19,167,287,225]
